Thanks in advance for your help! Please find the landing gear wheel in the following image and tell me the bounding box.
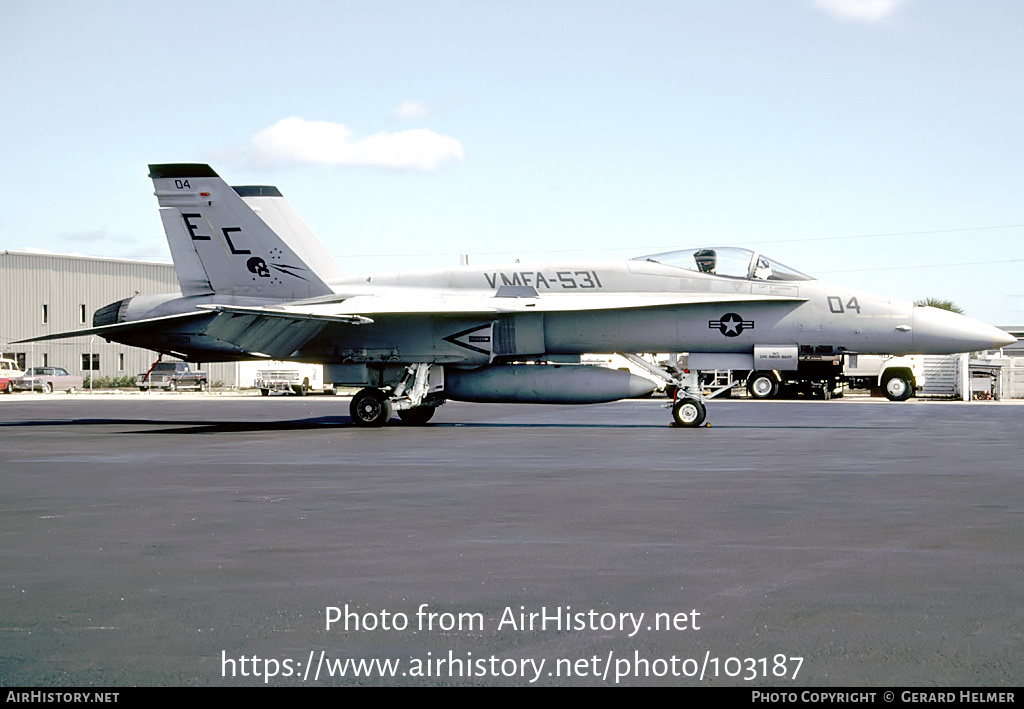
[672,398,707,427]
[883,375,913,402]
[398,406,436,425]
[746,372,778,399]
[350,388,393,427]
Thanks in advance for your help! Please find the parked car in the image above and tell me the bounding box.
[137,362,209,391]
[1,358,24,393]
[10,367,84,394]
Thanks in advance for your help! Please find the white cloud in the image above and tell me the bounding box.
[61,228,145,250]
[62,229,109,244]
[224,117,465,172]
[812,0,909,22]
[392,100,434,121]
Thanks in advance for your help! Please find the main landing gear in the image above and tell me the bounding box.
[349,388,392,427]
[349,363,444,428]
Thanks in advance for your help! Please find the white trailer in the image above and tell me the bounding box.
[254,362,326,396]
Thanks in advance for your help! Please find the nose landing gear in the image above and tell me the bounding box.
[671,397,707,427]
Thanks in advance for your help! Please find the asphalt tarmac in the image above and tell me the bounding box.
[1,393,1021,686]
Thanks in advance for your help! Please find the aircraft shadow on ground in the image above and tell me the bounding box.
[0,417,896,434]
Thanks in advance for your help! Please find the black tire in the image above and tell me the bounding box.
[398,406,436,425]
[3,381,12,394]
[883,374,913,402]
[199,381,209,392]
[168,380,177,393]
[42,382,53,394]
[746,372,778,399]
[672,398,707,427]
[139,386,149,392]
[260,388,270,397]
[350,388,392,427]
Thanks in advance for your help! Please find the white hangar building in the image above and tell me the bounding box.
[1,250,239,387]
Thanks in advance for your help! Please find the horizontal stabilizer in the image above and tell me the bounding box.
[15,312,212,344]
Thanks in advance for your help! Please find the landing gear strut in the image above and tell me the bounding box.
[617,353,730,428]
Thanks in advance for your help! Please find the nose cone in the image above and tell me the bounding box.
[912,307,1017,353]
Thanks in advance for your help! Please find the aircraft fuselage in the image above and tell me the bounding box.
[23,164,1015,428]
[95,256,1004,366]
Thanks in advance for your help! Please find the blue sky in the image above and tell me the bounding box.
[2,0,1021,324]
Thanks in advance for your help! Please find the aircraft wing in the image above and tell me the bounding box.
[193,306,372,358]
[265,290,808,316]
[194,305,373,324]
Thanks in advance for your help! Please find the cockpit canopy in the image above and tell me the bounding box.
[634,247,812,282]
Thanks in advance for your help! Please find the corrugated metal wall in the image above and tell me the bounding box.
[919,354,963,398]
[1,251,239,386]
[1011,359,1024,399]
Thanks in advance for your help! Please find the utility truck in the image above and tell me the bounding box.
[743,354,925,401]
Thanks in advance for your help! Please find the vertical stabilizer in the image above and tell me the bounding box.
[235,186,346,283]
[149,164,335,300]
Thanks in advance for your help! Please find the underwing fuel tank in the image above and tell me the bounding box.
[444,364,656,404]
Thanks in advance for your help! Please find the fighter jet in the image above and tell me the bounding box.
[22,164,1015,427]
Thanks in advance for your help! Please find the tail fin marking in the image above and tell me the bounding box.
[148,164,337,301]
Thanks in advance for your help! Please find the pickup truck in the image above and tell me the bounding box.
[137,362,209,392]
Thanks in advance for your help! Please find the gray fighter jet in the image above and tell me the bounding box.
[23,164,1015,427]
